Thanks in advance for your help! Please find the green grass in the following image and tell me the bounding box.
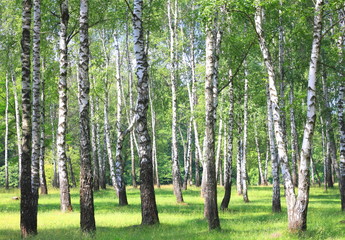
[0,185,344,239]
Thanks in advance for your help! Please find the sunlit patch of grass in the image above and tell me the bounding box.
[0,185,343,239]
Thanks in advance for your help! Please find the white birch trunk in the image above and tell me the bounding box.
[79,0,96,231]
[31,0,41,211]
[5,74,9,189]
[255,0,324,230]
[12,74,22,188]
[220,68,234,209]
[242,64,249,202]
[114,32,128,205]
[254,119,265,185]
[168,0,183,203]
[215,115,223,184]
[337,6,345,211]
[267,86,281,212]
[39,65,47,194]
[203,22,220,230]
[133,0,159,225]
[90,91,99,191]
[57,0,72,212]
[289,82,299,187]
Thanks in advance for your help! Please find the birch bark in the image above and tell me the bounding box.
[58,0,72,212]
[337,6,345,211]
[203,23,220,230]
[133,0,159,225]
[220,69,234,210]
[114,32,128,206]
[168,0,183,203]
[5,74,9,189]
[12,74,22,188]
[39,67,47,194]
[255,0,324,230]
[267,86,281,212]
[79,0,96,232]
[20,0,36,236]
[30,2,41,228]
[242,65,249,202]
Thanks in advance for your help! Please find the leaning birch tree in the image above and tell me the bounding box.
[254,0,324,231]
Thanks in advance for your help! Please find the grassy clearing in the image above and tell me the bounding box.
[0,185,344,240]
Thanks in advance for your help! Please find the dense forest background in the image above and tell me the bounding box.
[0,0,344,234]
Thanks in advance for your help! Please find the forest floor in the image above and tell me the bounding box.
[0,184,343,240]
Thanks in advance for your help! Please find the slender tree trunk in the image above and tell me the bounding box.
[90,83,99,191]
[267,86,281,212]
[254,119,265,185]
[67,156,76,188]
[236,135,243,195]
[183,121,192,190]
[126,25,137,189]
[278,0,287,149]
[30,1,41,227]
[114,32,128,206]
[50,105,59,188]
[320,115,328,191]
[242,65,249,202]
[79,0,96,232]
[215,113,223,184]
[289,81,299,187]
[338,82,345,210]
[5,74,9,189]
[133,0,159,225]
[58,0,72,212]
[39,68,48,195]
[189,25,202,187]
[20,0,36,236]
[168,0,183,203]
[101,35,117,192]
[337,6,345,211]
[322,65,339,184]
[220,69,234,210]
[220,124,225,187]
[203,22,220,230]
[310,157,315,185]
[264,138,269,185]
[12,73,22,188]
[149,83,159,188]
[98,122,106,190]
[255,0,323,231]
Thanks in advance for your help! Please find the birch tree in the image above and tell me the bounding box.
[133,0,159,225]
[5,74,9,189]
[337,6,345,211]
[12,73,22,187]
[58,0,72,212]
[79,0,96,232]
[114,32,128,206]
[39,64,47,194]
[267,87,281,212]
[203,20,220,230]
[20,0,36,236]
[220,69,234,210]
[241,65,249,202]
[168,0,183,203]
[254,0,324,230]
[31,0,41,212]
